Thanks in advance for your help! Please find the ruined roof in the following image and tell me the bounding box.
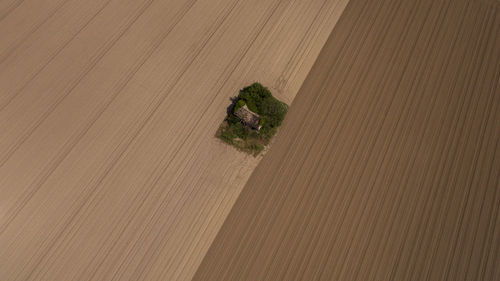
[235,105,261,130]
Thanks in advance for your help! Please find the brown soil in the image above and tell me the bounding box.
[194,0,500,280]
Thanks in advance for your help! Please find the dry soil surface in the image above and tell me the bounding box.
[194,0,500,280]
[0,0,350,280]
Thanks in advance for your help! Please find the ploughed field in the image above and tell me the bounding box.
[0,0,350,280]
[194,0,500,280]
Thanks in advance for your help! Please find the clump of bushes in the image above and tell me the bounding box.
[216,83,288,155]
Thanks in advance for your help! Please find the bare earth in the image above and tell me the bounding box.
[0,0,350,280]
[194,0,500,280]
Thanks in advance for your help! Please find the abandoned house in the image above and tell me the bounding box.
[235,105,261,130]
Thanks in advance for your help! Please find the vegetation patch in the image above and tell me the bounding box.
[217,83,288,155]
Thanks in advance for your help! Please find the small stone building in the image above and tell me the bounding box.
[235,105,261,130]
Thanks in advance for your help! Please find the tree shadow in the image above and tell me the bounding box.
[226,96,239,115]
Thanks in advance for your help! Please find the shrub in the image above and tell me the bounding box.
[216,83,288,155]
[234,99,246,112]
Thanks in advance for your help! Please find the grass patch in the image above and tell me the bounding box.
[216,83,288,155]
